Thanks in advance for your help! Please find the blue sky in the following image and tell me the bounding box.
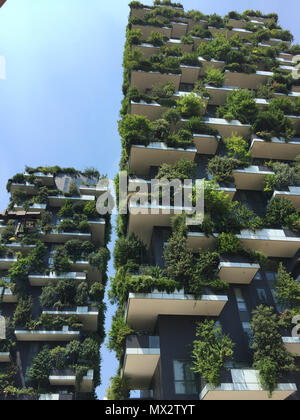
[0,0,299,400]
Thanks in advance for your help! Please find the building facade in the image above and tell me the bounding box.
[0,167,110,400]
[108,1,300,401]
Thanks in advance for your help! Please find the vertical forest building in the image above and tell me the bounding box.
[0,167,110,400]
[108,0,300,401]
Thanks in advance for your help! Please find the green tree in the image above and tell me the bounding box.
[251,305,295,397]
[191,320,234,387]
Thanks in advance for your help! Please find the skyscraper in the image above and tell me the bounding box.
[0,167,110,400]
[108,0,300,401]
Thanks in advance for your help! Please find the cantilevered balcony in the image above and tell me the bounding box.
[200,369,297,400]
[130,6,152,19]
[129,142,197,176]
[233,165,275,191]
[193,134,220,155]
[69,261,102,283]
[13,203,47,213]
[198,57,225,75]
[9,183,37,195]
[131,70,181,92]
[48,195,95,208]
[130,100,169,121]
[39,394,74,401]
[272,187,300,209]
[283,337,300,356]
[0,353,10,363]
[191,36,212,49]
[166,38,193,53]
[218,187,236,200]
[218,260,260,284]
[203,117,251,139]
[28,272,87,287]
[187,232,218,252]
[5,243,35,254]
[126,290,228,331]
[209,26,253,40]
[288,115,300,134]
[0,256,18,269]
[227,18,264,29]
[24,172,55,186]
[88,219,106,244]
[15,326,80,342]
[224,70,273,89]
[42,307,99,332]
[0,287,18,303]
[180,64,201,84]
[250,138,300,160]
[128,203,194,247]
[49,369,94,393]
[42,229,92,244]
[79,184,108,198]
[131,24,172,41]
[238,229,300,258]
[171,21,188,38]
[123,335,160,390]
[206,85,235,106]
[274,91,300,101]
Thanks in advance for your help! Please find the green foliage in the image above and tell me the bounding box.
[191,320,234,387]
[88,248,111,273]
[128,29,142,46]
[275,263,300,309]
[176,93,206,118]
[224,134,252,166]
[253,108,295,141]
[251,306,295,397]
[265,197,300,231]
[207,156,240,185]
[28,347,53,390]
[217,233,241,255]
[164,215,194,289]
[113,234,146,270]
[204,67,224,88]
[119,114,153,153]
[147,31,165,46]
[107,311,134,360]
[106,373,130,400]
[13,297,33,328]
[217,89,258,124]
[53,246,72,274]
[156,159,196,180]
[83,201,98,218]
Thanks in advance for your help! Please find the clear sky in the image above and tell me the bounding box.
[0,0,299,401]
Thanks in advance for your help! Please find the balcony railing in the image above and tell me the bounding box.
[28,272,87,287]
[282,337,300,356]
[49,369,94,393]
[129,142,197,176]
[200,369,297,400]
[42,306,99,332]
[15,326,80,342]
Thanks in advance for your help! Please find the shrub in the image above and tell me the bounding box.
[119,114,153,153]
[217,89,258,124]
[152,118,170,140]
[217,233,241,255]
[83,201,98,218]
[128,29,142,46]
[191,320,234,387]
[207,156,240,185]
[204,67,224,88]
[13,297,33,328]
[147,31,165,47]
[53,246,72,274]
[251,305,295,396]
[164,215,194,289]
[88,248,110,272]
[114,234,146,269]
[28,347,53,390]
[208,13,224,29]
[156,159,196,180]
[275,263,300,309]
[176,93,206,118]
[224,134,252,166]
[253,109,296,141]
[107,312,134,360]
[265,197,299,231]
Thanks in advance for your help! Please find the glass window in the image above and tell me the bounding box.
[254,271,262,281]
[257,289,267,303]
[173,360,197,394]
